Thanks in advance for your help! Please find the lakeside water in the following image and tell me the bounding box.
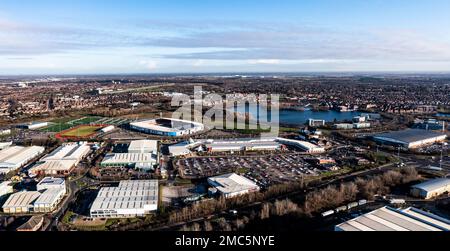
[437,113,450,117]
[234,105,361,126]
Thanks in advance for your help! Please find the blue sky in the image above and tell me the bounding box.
[1,0,450,74]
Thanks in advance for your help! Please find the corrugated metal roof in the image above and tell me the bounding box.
[374,129,447,144]
[208,173,259,195]
[34,188,65,205]
[411,178,450,192]
[101,153,157,164]
[336,207,450,231]
[90,180,158,211]
[128,140,158,153]
[2,191,41,208]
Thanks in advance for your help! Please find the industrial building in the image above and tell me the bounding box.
[101,153,157,170]
[0,145,45,174]
[353,122,371,129]
[90,180,159,218]
[334,123,371,130]
[208,173,260,198]
[308,119,325,127]
[101,125,115,133]
[168,141,194,157]
[2,191,41,214]
[17,122,49,130]
[128,140,158,153]
[29,142,90,176]
[334,123,354,130]
[411,178,450,199]
[130,118,204,137]
[0,181,13,198]
[335,206,450,231]
[413,119,447,131]
[373,129,447,149]
[0,129,11,136]
[16,216,44,231]
[205,138,283,153]
[0,141,12,150]
[276,138,325,153]
[37,177,66,192]
[2,177,66,214]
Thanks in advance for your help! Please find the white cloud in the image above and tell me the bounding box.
[139,59,158,70]
[248,59,281,65]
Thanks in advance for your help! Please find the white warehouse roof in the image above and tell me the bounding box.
[101,153,157,165]
[2,191,41,209]
[33,188,65,207]
[0,146,45,173]
[276,138,325,153]
[128,140,158,153]
[41,142,90,162]
[208,173,259,196]
[411,178,450,193]
[30,143,90,175]
[90,180,159,218]
[336,206,450,231]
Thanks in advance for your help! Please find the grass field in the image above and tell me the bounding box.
[42,116,130,133]
[59,125,103,138]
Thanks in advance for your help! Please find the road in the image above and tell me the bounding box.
[43,169,100,231]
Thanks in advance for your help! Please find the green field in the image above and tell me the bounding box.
[60,125,103,137]
[41,116,103,133]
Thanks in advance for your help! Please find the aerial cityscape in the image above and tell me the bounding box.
[0,0,450,247]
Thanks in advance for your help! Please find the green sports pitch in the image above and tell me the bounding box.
[58,125,104,138]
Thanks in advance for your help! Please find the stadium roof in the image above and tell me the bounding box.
[411,178,450,192]
[130,118,204,133]
[336,206,450,231]
[373,129,446,144]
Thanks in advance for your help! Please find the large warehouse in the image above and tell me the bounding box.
[101,153,157,170]
[17,122,49,130]
[130,118,204,137]
[90,180,159,218]
[208,173,260,198]
[276,138,326,154]
[29,142,91,176]
[373,129,447,149]
[0,145,45,174]
[2,177,66,214]
[205,138,283,153]
[411,178,450,199]
[128,140,158,153]
[2,191,41,214]
[335,206,450,231]
[0,181,13,198]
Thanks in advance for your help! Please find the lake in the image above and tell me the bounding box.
[437,113,450,117]
[234,105,361,126]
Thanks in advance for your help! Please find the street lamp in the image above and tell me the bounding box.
[441,142,447,170]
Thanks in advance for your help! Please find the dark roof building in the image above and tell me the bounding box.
[372,129,447,149]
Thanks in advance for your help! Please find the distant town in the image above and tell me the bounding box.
[0,74,449,232]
